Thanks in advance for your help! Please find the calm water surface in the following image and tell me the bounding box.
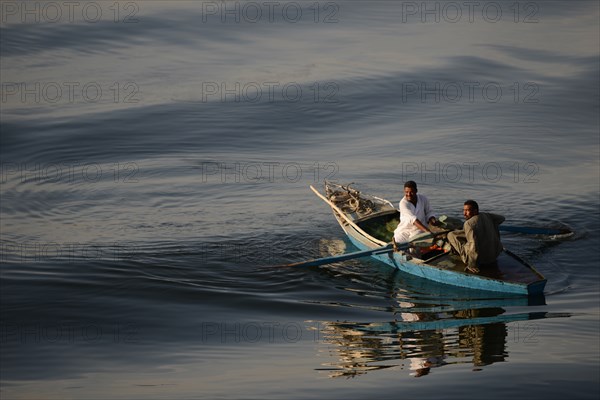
[1,1,599,399]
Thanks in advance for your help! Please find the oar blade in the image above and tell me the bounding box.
[499,225,573,236]
[275,244,395,268]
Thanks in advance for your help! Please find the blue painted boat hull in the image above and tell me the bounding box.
[337,209,546,296]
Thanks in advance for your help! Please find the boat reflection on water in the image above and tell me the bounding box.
[309,263,570,378]
[314,302,565,378]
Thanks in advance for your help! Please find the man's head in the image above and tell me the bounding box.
[403,181,418,203]
[463,200,479,220]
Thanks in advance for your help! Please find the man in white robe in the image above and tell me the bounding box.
[393,181,437,243]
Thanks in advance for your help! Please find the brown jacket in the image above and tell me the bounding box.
[461,212,505,267]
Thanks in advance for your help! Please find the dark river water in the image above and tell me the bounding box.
[1,1,599,399]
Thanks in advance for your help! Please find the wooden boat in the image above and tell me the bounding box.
[312,181,547,296]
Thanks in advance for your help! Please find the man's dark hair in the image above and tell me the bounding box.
[404,180,418,191]
[464,199,479,211]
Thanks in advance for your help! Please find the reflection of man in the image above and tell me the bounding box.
[457,308,508,367]
[393,181,437,243]
[447,200,505,273]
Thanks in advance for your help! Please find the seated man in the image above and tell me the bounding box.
[447,200,505,273]
[393,181,437,243]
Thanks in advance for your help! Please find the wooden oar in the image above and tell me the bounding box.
[279,243,397,268]
[277,231,442,268]
[499,225,573,236]
[439,215,573,237]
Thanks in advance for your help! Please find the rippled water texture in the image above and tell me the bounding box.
[1,1,599,399]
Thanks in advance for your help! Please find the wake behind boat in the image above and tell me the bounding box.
[310,181,547,296]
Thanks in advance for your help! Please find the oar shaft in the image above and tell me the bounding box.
[277,231,444,268]
[499,225,572,235]
[280,244,395,268]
